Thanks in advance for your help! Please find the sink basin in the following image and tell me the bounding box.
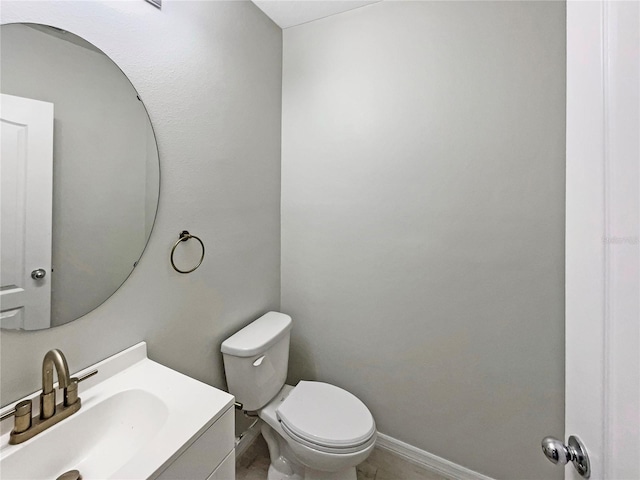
[0,343,234,480]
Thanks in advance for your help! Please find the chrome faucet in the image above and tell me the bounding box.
[0,349,97,445]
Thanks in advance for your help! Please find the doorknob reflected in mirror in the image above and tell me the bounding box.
[541,435,590,478]
[31,269,46,280]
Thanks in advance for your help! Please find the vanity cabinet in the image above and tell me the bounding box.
[155,407,235,480]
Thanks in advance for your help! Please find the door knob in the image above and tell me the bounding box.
[31,269,46,280]
[541,435,590,478]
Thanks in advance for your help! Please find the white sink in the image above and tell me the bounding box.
[0,343,234,480]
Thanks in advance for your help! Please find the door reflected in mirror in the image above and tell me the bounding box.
[0,24,160,331]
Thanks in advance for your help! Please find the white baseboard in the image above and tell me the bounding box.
[235,418,262,459]
[375,432,495,480]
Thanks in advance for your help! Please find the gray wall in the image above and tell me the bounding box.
[0,0,282,404]
[1,24,154,326]
[281,2,565,479]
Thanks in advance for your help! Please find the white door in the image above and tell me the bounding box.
[0,94,54,330]
[565,1,639,479]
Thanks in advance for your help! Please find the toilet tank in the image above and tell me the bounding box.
[221,312,292,411]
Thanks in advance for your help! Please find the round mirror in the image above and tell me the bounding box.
[0,24,160,331]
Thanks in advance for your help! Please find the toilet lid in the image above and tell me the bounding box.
[276,381,376,449]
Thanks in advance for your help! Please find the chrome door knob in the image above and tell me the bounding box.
[31,268,46,280]
[541,436,571,465]
[541,435,590,478]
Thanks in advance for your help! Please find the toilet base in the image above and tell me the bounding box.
[267,463,303,480]
[262,422,359,480]
[267,463,357,480]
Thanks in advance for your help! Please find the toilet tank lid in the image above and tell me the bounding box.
[221,312,292,357]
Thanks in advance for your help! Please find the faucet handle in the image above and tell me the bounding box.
[13,401,32,433]
[77,369,98,383]
[0,400,32,434]
[64,378,79,407]
[64,370,98,407]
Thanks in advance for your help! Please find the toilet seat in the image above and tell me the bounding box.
[276,381,376,453]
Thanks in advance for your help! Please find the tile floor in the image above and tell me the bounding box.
[236,435,448,480]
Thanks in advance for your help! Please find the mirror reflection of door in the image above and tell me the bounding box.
[1,93,54,330]
[1,24,161,331]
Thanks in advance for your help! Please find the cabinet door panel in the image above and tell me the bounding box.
[206,451,235,480]
[156,407,234,480]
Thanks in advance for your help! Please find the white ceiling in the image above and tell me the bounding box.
[251,0,381,29]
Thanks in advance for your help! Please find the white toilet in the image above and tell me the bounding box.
[221,312,376,480]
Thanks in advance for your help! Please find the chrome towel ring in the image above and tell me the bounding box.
[170,230,205,274]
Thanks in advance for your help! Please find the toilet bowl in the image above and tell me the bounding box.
[221,312,376,480]
[260,383,376,480]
